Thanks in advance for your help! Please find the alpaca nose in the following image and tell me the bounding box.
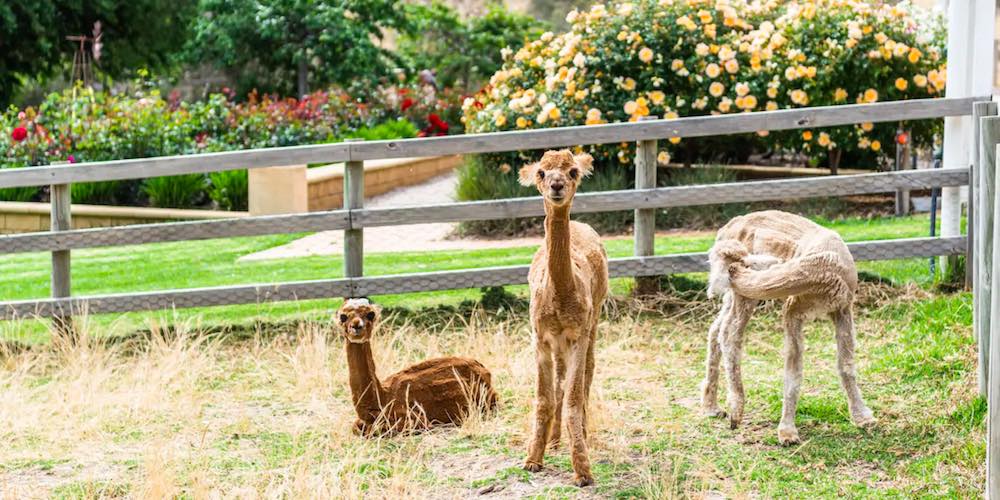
[551,181,564,193]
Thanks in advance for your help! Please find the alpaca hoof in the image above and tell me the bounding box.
[853,411,877,428]
[573,473,594,487]
[523,460,543,473]
[728,414,742,429]
[777,425,800,446]
[702,407,726,419]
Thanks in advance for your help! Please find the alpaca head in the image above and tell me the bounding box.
[519,149,594,207]
[336,298,381,343]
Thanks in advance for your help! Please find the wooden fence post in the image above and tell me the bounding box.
[978,111,1000,396]
[344,140,364,282]
[634,133,659,296]
[50,183,72,335]
[988,141,1000,500]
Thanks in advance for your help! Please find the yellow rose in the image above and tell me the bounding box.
[495,114,507,127]
[741,95,757,109]
[671,59,685,71]
[864,88,878,103]
[861,122,874,132]
[639,47,654,63]
[766,100,778,111]
[895,78,908,91]
[706,63,721,78]
[802,130,813,141]
[817,132,831,147]
[908,48,921,64]
[657,151,671,164]
[914,74,928,87]
[790,89,809,105]
[709,82,725,97]
[767,87,778,98]
[757,130,770,137]
[516,117,529,128]
[846,38,858,49]
[784,66,797,81]
[664,111,679,119]
[871,140,881,151]
[724,59,739,74]
[834,88,848,101]
[735,82,750,96]
[805,66,816,78]
[585,108,602,125]
[648,91,666,105]
[622,78,636,91]
[624,100,639,115]
[718,98,732,112]
[669,136,681,144]
[617,31,629,41]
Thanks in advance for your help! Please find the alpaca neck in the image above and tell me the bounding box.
[345,341,386,418]
[544,202,576,298]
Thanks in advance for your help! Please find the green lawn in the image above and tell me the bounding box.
[0,213,945,339]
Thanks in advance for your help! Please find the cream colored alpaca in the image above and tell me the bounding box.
[518,150,609,487]
[702,210,875,445]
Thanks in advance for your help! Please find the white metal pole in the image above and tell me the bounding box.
[989,142,1000,500]
[941,0,995,277]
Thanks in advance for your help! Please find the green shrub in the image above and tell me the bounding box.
[0,186,39,202]
[71,181,122,205]
[463,0,946,169]
[208,170,249,211]
[142,174,207,209]
[346,119,419,142]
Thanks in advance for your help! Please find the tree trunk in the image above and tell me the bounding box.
[828,147,841,175]
[297,56,309,99]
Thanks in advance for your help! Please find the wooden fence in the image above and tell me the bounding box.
[0,95,984,322]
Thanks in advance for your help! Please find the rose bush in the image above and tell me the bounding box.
[462,0,946,171]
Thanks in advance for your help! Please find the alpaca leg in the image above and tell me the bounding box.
[564,335,593,487]
[702,292,733,417]
[721,295,756,430]
[582,321,596,440]
[525,343,556,472]
[831,307,875,427]
[778,299,805,445]
[549,352,566,448]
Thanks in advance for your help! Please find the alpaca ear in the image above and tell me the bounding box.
[573,153,594,177]
[518,162,539,186]
[369,304,382,321]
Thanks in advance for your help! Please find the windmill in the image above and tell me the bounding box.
[67,21,103,88]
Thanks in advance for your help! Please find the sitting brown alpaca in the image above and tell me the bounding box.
[337,298,498,436]
[702,210,875,445]
[518,150,609,487]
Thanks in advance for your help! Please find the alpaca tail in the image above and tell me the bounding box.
[708,239,851,301]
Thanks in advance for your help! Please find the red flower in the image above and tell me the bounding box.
[11,126,27,142]
[428,114,449,132]
[401,98,415,112]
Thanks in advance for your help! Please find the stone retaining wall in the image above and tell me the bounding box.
[0,202,244,234]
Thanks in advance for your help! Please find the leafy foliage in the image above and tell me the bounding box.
[463,0,946,172]
[0,0,197,104]
[185,0,409,96]
[398,2,548,92]
[142,174,207,209]
[208,170,248,211]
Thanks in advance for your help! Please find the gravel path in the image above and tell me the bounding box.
[239,172,545,261]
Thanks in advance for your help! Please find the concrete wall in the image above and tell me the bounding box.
[0,202,245,234]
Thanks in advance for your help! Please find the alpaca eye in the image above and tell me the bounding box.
[569,168,579,179]
[537,170,545,179]
[339,314,348,323]
[366,311,376,321]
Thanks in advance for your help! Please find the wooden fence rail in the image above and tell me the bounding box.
[0,95,983,326]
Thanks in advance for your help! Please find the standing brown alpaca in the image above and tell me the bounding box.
[702,210,875,445]
[337,298,498,436]
[518,150,609,487]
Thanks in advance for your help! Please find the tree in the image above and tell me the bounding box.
[186,0,409,98]
[398,2,547,92]
[0,0,197,105]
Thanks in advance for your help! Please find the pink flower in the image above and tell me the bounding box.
[11,127,27,142]
[67,155,76,163]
